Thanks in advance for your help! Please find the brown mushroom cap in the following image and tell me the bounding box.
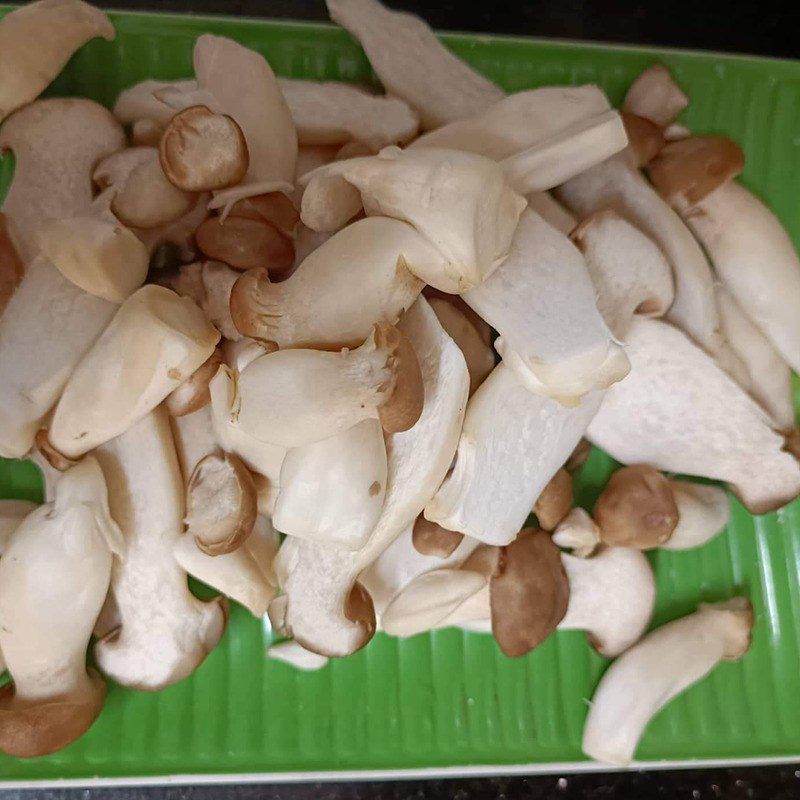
[0,212,24,315]
[422,287,492,345]
[375,322,424,434]
[228,267,274,343]
[461,543,501,577]
[565,438,592,473]
[622,112,665,168]
[412,515,464,558]
[160,105,249,192]
[489,528,569,658]
[34,429,78,472]
[196,215,294,273]
[647,135,745,209]
[165,349,224,417]
[593,464,679,549]
[0,669,105,758]
[228,192,300,236]
[186,452,258,556]
[534,468,573,531]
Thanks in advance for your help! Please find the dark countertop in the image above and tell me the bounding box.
[3,1,800,797]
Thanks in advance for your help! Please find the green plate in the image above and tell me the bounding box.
[2,5,800,785]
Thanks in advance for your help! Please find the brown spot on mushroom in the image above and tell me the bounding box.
[534,468,573,531]
[34,429,78,472]
[647,135,745,208]
[165,349,224,417]
[228,192,300,236]
[368,480,381,497]
[196,215,294,273]
[593,464,679,549]
[565,438,592,473]
[0,212,24,316]
[622,112,665,168]
[489,528,569,658]
[375,323,424,434]
[160,105,249,192]
[412,515,464,558]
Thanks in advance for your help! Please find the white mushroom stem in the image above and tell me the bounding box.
[622,64,688,128]
[587,317,800,514]
[464,209,629,404]
[273,297,469,657]
[0,0,114,124]
[426,363,602,544]
[274,419,388,550]
[582,598,753,767]
[664,481,730,551]
[325,0,503,130]
[49,285,220,458]
[526,192,577,236]
[0,457,122,757]
[267,640,329,671]
[552,508,600,558]
[94,407,226,691]
[0,499,37,554]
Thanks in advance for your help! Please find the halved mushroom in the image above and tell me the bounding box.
[0,457,123,757]
[274,419,387,550]
[583,598,753,767]
[0,499,37,554]
[300,146,526,292]
[164,349,224,417]
[170,405,219,485]
[195,214,294,273]
[464,209,629,404]
[278,78,419,149]
[525,192,577,236]
[94,407,226,690]
[665,480,730,551]
[587,317,800,514]
[271,297,469,657]
[160,105,249,192]
[534,468,573,531]
[267,639,329,671]
[230,217,432,349]
[622,64,688,128]
[0,0,114,124]
[325,0,503,129]
[425,363,602,544]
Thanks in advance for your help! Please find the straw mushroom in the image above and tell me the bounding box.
[622,64,688,128]
[583,598,753,767]
[0,458,123,757]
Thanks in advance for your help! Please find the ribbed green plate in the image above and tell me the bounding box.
[2,5,800,783]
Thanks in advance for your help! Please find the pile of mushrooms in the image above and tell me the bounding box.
[3,0,797,765]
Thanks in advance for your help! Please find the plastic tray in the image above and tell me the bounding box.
[1,4,800,786]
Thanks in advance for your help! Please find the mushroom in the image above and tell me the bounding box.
[664,480,730,551]
[174,515,278,617]
[463,208,629,404]
[278,78,419,149]
[94,407,226,690]
[587,317,800,514]
[113,78,197,131]
[169,405,219,485]
[621,112,665,168]
[159,105,249,192]
[230,217,432,349]
[266,640,329,671]
[551,508,600,558]
[271,297,469,657]
[0,499,37,554]
[325,0,503,129]
[195,214,294,273]
[526,192,577,236]
[49,285,221,458]
[534,468,573,531]
[164,349,224,417]
[185,452,257,556]
[411,516,465,559]
[0,457,123,757]
[425,362,603,545]
[0,0,114,124]
[565,439,592,473]
[300,146,526,293]
[622,64,688,128]
[230,323,421,448]
[227,191,300,237]
[582,598,753,767]
[132,192,211,262]
[273,419,387,550]
[0,213,24,315]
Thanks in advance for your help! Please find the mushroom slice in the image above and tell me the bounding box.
[412,516,465,559]
[622,64,688,128]
[49,285,220,458]
[0,0,114,124]
[160,105,249,192]
[170,405,219,485]
[186,452,257,556]
[664,481,730,551]
[113,78,197,128]
[229,217,430,349]
[274,419,387,550]
[94,408,226,691]
[267,639,329,671]
[571,209,674,339]
[0,499,37,554]
[593,465,679,549]
[464,209,629,404]
[195,214,294,273]
[300,147,526,292]
[490,529,569,658]
[193,34,297,210]
[426,363,602,545]
[233,323,417,448]
[582,598,753,767]
[559,546,655,657]
[587,317,800,514]
[552,508,600,559]
[526,192,577,236]
[325,0,503,129]
[0,457,122,757]
[534,468,573,531]
[278,78,419,149]
[272,297,469,657]
[174,515,278,617]
[165,349,223,417]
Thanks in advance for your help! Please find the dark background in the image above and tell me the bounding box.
[4,0,800,797]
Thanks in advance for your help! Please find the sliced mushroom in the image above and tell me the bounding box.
[582,598,753,767]
[0,458,122,757]
[272,297,469,657]
[170,405,219,485]
[0,499,37,554]
[534,468,573,531]
[164,349,224,417]
[267,639,329,671]
[526,191,577,236]
[587,317,800,514]
[94,407,226,690]
[195,214,294,273]
[622,64,688,128]
[664,481,730,551]
[0,0,114,124]
[274,419,387,550]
